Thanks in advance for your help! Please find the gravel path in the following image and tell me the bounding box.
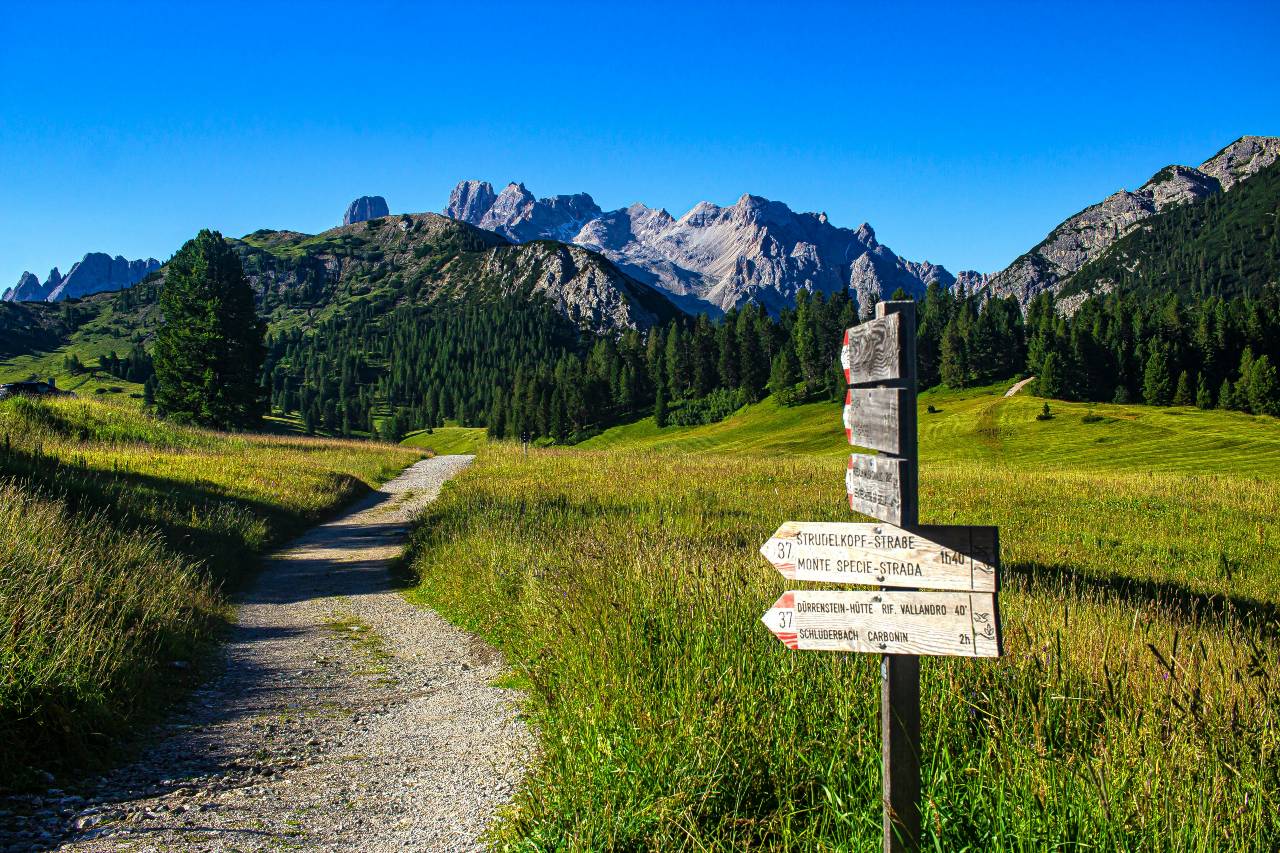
[1,455,532,852]
[1004,376,1036,397]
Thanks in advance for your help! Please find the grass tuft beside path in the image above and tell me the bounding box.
[0,396,421,787]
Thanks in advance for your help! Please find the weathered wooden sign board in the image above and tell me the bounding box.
[846,453,913,526]
[844,387,909,453]
[759,300,1004,853]
[763,590,1001,657]
[841,312,905,386]
[760,521,998,592]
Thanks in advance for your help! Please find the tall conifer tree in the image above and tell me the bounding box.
[154,230,266,428]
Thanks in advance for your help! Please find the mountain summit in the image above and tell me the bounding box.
[445,182,972,315]
[343,196,390,226]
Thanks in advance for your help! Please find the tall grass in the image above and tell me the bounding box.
[0,396,421,786]
[408,445,1279,850]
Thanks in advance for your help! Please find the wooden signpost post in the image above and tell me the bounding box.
[759,300,1003,853]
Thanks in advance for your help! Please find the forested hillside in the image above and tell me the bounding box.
[1065,159,1280,301]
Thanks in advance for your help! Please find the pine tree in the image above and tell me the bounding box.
[153,230,266,428]
[737,307,768,401]
[768,338,802,403]
[939,318,968,389]
[1173,370,1193,406]
[1218,378,1236,411]
[1038,352,1064,399]
[665,325,691,399]
[1248,355,1279,416]
[792,290,820,385]
[1195,372,1213,409]
[1234,348,1255,412]
[1142,343,1174,406]
[654,379,669,428]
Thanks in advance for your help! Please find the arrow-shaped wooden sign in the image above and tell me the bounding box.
[841,313,906,386]
[846,453,913,526]
[844,387,910,453]
[760,521,998,592]
[762,590,1001,657]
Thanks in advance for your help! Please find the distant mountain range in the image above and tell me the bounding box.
[2,253,160,303]
[444,181,984,316]
[7,136,1277,325]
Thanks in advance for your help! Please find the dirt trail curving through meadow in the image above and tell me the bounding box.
[1004,376,1036,397]
[6,455,531,853]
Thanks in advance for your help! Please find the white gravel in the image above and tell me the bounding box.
[1,455,532,852]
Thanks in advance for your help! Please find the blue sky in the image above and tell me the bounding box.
[1,0,1277,289]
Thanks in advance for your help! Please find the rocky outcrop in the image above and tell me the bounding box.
[445,182,952,315]
[988,136,1277,307]
[343,196,390,226]
[4,272,48,302]
[1198,135,1280,191]
[47,254,160,301]
[475,241,669,333]
[953,270,991,296]
[445,181,497,224]
[460,182,605,244]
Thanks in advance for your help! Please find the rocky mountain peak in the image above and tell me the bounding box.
[1198,135,1280,191]
[445,180,497,223]
[343,196,389,226]
[3,271,47,302]
[444,180,956,316]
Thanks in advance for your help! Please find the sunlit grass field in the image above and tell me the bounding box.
[401,423,487,455]
[409,387,1280,850]
[0,396,421,786]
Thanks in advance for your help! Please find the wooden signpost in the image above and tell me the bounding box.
[759,300,1003,853]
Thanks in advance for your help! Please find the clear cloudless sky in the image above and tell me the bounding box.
[2,0,1278,289]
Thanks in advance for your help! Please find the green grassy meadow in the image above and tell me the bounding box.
[0,396,421,787]
[408,385,1280,850]
[401,423,488,455]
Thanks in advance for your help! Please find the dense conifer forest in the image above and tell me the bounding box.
[253,261,1280,442]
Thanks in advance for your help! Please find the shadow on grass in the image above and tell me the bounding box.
[1007,560,1280,633]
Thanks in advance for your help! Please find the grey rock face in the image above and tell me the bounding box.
[473,183,604,244]
[5,271,48,302]
[1198,135,1280,191]
[953,270,991,296]
[45,253,161,301]
[445,181,497,223]
[988,136,1278,308]
[479,241,666,334]
[343,196,390,226]
[446,182,950,315]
